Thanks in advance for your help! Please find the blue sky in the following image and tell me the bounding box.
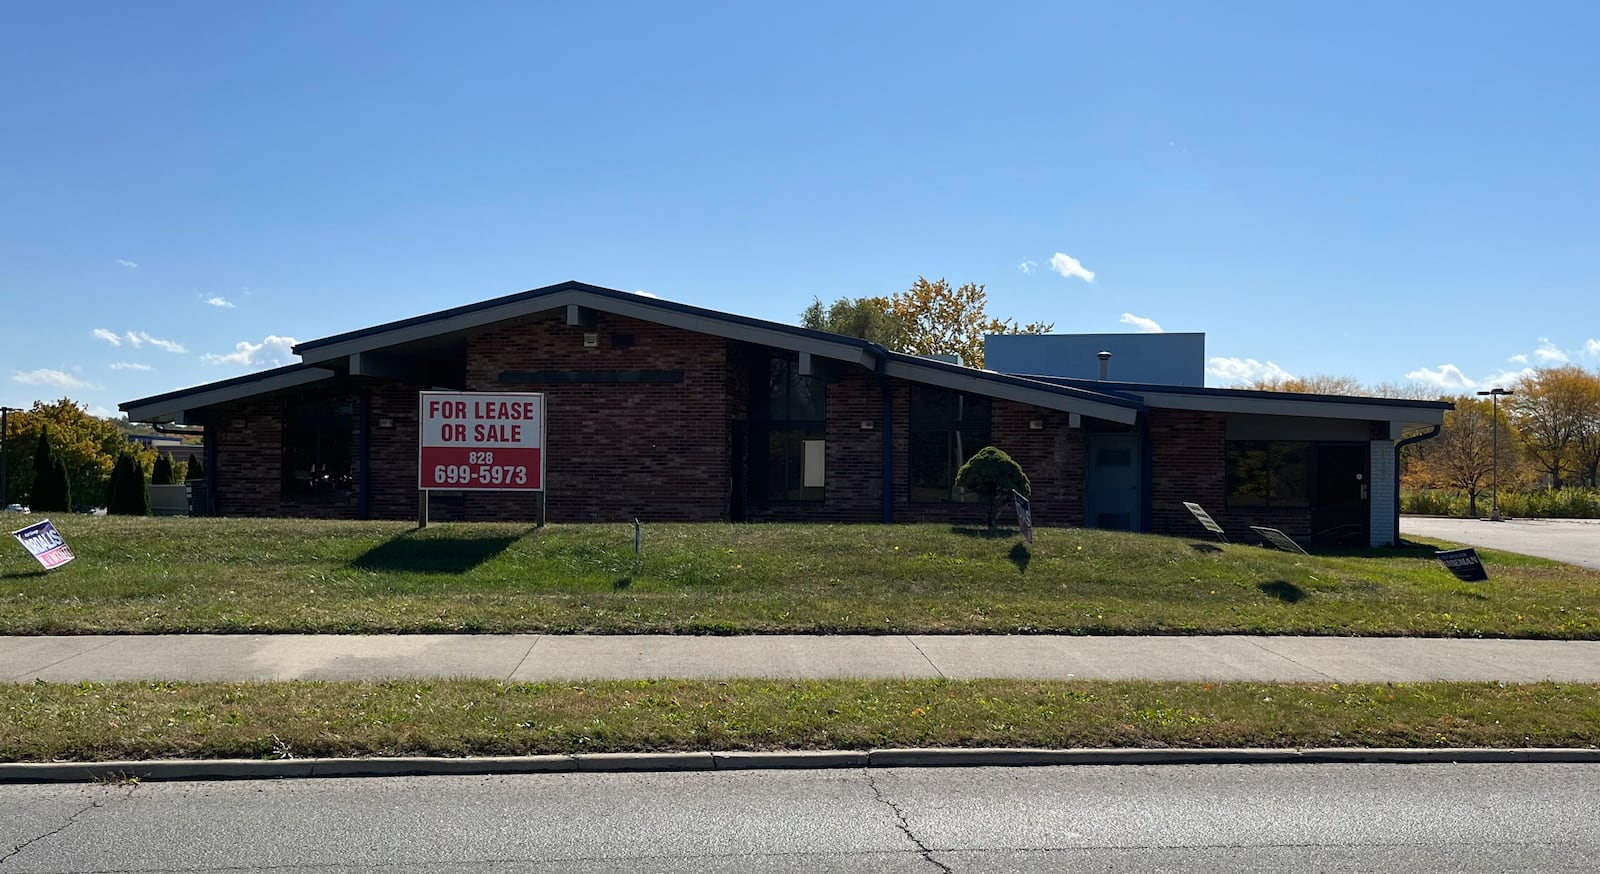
[4,1,1597,416]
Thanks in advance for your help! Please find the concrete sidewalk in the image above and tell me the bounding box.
[7,634,1600,684]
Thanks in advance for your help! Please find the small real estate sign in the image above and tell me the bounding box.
[418,391,546,491]
[11,519,75,570]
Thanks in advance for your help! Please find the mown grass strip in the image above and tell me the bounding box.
[3,518,1597,637]
[4,679,1598,762]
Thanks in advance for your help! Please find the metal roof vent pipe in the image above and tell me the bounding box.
[1097,350,1112,380]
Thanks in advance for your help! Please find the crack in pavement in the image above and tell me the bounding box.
[1,785,134,866]
[1245,638,1337,681]
[506,635,542,680]
[6,637,123,683]
[865,771,952,873]
[904,636,947,679]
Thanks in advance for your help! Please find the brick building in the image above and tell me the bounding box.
[121,281,1449,547]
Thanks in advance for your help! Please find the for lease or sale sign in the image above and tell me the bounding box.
[418,392,545,491]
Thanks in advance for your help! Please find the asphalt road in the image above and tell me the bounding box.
[5,763,1600,872]
[1401,516,1600,569]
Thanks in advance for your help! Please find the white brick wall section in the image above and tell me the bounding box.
[1370,440,1396,547]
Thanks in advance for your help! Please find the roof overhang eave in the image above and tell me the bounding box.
[295,289,881,370]
[882,360,1140,424]
[119,367,336,424]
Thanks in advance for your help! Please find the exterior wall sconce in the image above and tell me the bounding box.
[1028,419,1044,430]
[583,332,599,348]
[860,420,874,430]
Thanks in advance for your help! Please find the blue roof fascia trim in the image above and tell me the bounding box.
[1010,374,1454,411]
[890,353,1143,411]
[292,280,879,356]
[118,363,327,411]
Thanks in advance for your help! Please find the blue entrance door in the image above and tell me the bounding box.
[1086,434,1142,530]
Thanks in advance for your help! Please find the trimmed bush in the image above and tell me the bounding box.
[106,453,150,516]
[28,429,70,512]
[186,452,205,481]
[956,445,1031,529]
[152,456,174,486]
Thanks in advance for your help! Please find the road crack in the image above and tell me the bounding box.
[866,771,952,873]
[1,785,133,866]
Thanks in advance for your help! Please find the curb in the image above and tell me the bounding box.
[4,747,1600,784]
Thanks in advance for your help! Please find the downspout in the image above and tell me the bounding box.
[1393,425,1441,545]
[204,426,218,517]
[866,343,893,523]
[358,394,371,520]
[1138,412,1154,532]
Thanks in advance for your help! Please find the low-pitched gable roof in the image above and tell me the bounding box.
[123,281,1143,424]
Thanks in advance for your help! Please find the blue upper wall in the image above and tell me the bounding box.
[985,333,1207,386]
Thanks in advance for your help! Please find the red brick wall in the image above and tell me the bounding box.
[1147,407,1313,540]
[462,312,730,522]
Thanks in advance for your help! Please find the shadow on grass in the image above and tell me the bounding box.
[1008,543,1031,575]
[949,526,1016,540]
[613,577,633,590]
[1189,542,1224,554]
[1316,539,1446,559]
[1,569,49,579]
[1258,580,1307,603]
[351,530,529,574]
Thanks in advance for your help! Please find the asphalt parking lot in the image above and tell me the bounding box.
[1400,516,1600,570]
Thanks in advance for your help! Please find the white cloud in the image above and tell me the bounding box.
[89,405,119,418]
[1406,364,1476,390]
[1018,260,1037,275]
[92,328,122,346]
[204,296,235,308]
[1119,312,1163,333]
[1584,339,1600,358]
[1479,367,1534,390]
[1047,252,1095,283]
[1509,354,1528,364]
[1533,338,1568,364]
[123,331,186,353]
[12,368,97,390]
[202,335,299,369]
[1206,356,1294,385]
[632,289,658,298]
[116,259,137,269]
[110,362,153,371]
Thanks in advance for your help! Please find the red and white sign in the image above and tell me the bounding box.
[11,519,75,570]
[418,391,545,491]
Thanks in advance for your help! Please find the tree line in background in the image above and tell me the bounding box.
[2,399,204,515]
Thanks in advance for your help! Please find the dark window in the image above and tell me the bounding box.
[909,386,991,502]
[1226,441,1310,508]
[753,358,825,501]
[283,396,355,497]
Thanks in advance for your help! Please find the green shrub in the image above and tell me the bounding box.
[151,456,174,486]
[186,452,205,481]
[956,446,1030,529]
[27,428,71,512]
[105,453,150,516]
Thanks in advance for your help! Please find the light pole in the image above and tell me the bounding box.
[1476,388,1513,521]
[0,406,19,509]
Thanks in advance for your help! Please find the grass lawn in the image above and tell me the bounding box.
[2,516,1597,637]
[3,679,1597,762]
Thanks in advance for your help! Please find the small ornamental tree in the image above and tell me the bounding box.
[956,445,1031,529]
[50,455,71,511]
[106,453,150,516]
[186,452,204,481]
[28,428,70,512]
[152,456,175,485]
